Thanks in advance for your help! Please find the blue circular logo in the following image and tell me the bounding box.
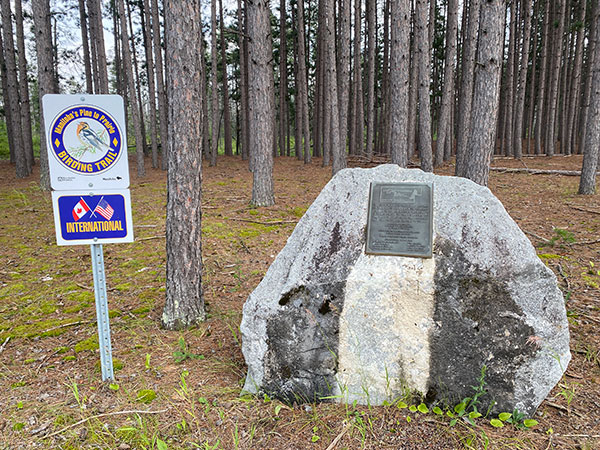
[50,105,123,175]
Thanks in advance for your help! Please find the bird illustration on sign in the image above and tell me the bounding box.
[71,121,111,160]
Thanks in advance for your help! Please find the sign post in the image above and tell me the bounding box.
[43,94,133,381]
[91,243,114,380]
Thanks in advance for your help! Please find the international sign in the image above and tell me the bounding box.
[365,182,433,258]
[43,95,130,190]
[51,190,134,246]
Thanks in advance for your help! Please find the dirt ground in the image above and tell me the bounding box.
[0,154,598,449]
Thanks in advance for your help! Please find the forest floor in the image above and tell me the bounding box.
[0,154,599,449]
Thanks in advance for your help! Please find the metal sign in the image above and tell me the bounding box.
[365,182,433,258]
[51,190,134,246]
[43,94,130,190]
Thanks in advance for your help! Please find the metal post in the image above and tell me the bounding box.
[91,243,114,381]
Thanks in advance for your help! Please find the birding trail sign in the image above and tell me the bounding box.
[43,94,130,190]
[51,190,134,246]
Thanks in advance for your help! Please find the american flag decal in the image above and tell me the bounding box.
[94,198,114,220]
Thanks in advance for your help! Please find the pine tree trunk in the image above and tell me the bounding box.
[237,0,249,161]
[435,0,458,166]
[578,2,600,194]
[78,0,93,93]
[407,1,418,160]
[0,30,15,163]
[501,2,516,157]
[455,0,481,177]
[566,0,587,156]
[545,0,566,157]
[526,0,539,155]
[1,0,28,178]
[365,0,376,160]
[142,0,159,168]
[464,0,505,186]
[534,0,551,155]
[117,0,145,177]
[389,0,410,166]
[32,0,54,190]
[415,0,433,171]
[14,0,34,170]
[201,29,210,161]
[163,0,205,330]
[381,0,390,155]
[210,0,219,167]
[150,0,168,169]
[87,0,109,93]
[248,0,275,206]
[578,0,597,156]
[338,0,351,160]
[296,0,311,163]
[126,0,148,157]
[325,0,344,175]
[279,0,288,157]
[351,0,363,156]
[220,0,233,157]
[513,0,532,159]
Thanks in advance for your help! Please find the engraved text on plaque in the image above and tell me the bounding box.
[365,182,433,257]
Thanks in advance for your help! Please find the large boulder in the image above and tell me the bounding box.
[240,165,570,415]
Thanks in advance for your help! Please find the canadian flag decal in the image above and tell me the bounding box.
[72,198,91,221]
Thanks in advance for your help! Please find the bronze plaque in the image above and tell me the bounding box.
[365,182,433,257]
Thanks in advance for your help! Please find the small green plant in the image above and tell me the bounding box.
[173,337,205,363]
[136,389,157,404]
[311,425,320,443]
[543,228,576,247]
[490,409,538,429]
[447,365,488,426]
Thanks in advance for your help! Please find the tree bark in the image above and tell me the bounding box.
[351,0,364,156]
[126,0,148,157]
[142,0,159,168]
[407,0,418,160]
[1,0,28,178]
[236,0,249,161]
[435,0,458,166]
[248,0,275,206]
[513,0,532,159]
[365,0,376,160]
[544,0,566,157]
[463,0,505,186]
[87,0,109,93]
[78,0,93,94]
[324,0,345,175]
[534,0,551,155]
[337,0,351,162]
[32,0,54,190]
[0,29,15,163]
[455,0,481,177]
[389,0,410,167]
[579,3,600,194]
[296,0,311,163]
[565,0,587,156]
[220,0,233,157]
[117,0,145,177]
[501,2,517,157]
[14,0,34,170]
[150,0,168,169]
[415,0,433,171]
[210,0,220,166]
[279,0,288,157]
[163,0,205,330]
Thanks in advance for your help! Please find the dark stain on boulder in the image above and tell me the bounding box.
[430,238,537,414]
[264,282,345,403]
